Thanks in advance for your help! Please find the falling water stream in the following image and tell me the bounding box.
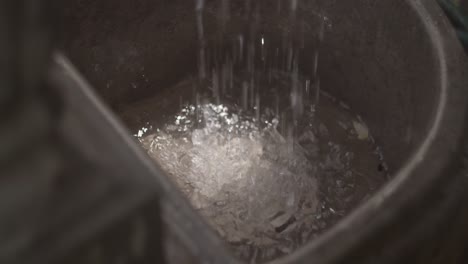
[120,0,389,262]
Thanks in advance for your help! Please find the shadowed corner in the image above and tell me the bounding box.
[438,0,468,51]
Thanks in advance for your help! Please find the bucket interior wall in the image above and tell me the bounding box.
[60,0,439,185]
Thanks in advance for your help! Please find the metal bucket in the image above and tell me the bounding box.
[57,0,468,263]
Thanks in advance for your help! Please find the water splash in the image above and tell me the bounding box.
[127,1,388,262]
[130,72,388,262]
